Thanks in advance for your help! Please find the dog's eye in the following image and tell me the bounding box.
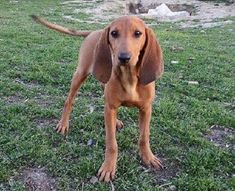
[111,31,119,38]
[134,30,142,38]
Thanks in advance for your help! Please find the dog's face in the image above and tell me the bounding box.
[108,16,146,67]
[93,16,163,85]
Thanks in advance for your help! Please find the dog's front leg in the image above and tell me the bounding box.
[138,105,163,169]
[56,70,88,135]
[98,104,118,182]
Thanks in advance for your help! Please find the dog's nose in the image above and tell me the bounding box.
[118,52,131,64]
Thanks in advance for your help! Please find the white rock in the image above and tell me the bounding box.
[148,3,172,17]
[171,60,179,64]
[188,81,199,85]
[142,3,189,21]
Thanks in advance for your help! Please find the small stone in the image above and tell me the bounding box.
[188,81,199,85]
[170,46,184,52]
[90,176,98,184]
[89,105,95,113]
[171,60,179,64]
[169,185,177,191]
[87,139,94,146]
[188,57,195,61]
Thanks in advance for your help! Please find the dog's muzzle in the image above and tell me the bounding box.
[118,52,131,65]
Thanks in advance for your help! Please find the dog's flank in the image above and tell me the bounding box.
[31,15,91,37]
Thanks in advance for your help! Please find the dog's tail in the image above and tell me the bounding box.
[31,15,91,37]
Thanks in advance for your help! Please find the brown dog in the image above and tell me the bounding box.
[32,15,164,182]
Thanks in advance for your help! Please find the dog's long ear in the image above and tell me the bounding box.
[139,28,164,85]
[92,27,112,83]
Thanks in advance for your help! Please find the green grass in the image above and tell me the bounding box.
[0,0,234,190]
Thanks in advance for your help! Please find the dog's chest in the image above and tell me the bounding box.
[121,85,139,104]
[118,67,139,100]
[106,66,154,107]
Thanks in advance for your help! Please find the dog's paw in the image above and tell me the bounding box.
[97,161,116,182]
[116,119,124,131]
[55,120,69,135]
[141,153,163,170]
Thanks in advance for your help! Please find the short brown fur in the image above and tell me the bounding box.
[32,15,164,182]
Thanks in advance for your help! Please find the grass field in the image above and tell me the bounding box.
[0,0,234,190]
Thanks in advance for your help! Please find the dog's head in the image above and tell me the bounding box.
[92,16,163,85]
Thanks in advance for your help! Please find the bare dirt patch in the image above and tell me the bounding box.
[61,0,235,28]
[140,157,180,189]
[15,78,41,89]
[154,158,180,184]
[32,93,57,108]
[133,2,196,15]
[13,168,57,191]
[139,0,235,28]
[205,125,234,151]
[33,118,57,129]
[4,95,24,105]
[140,0,235,20]
[62,0,129,23]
